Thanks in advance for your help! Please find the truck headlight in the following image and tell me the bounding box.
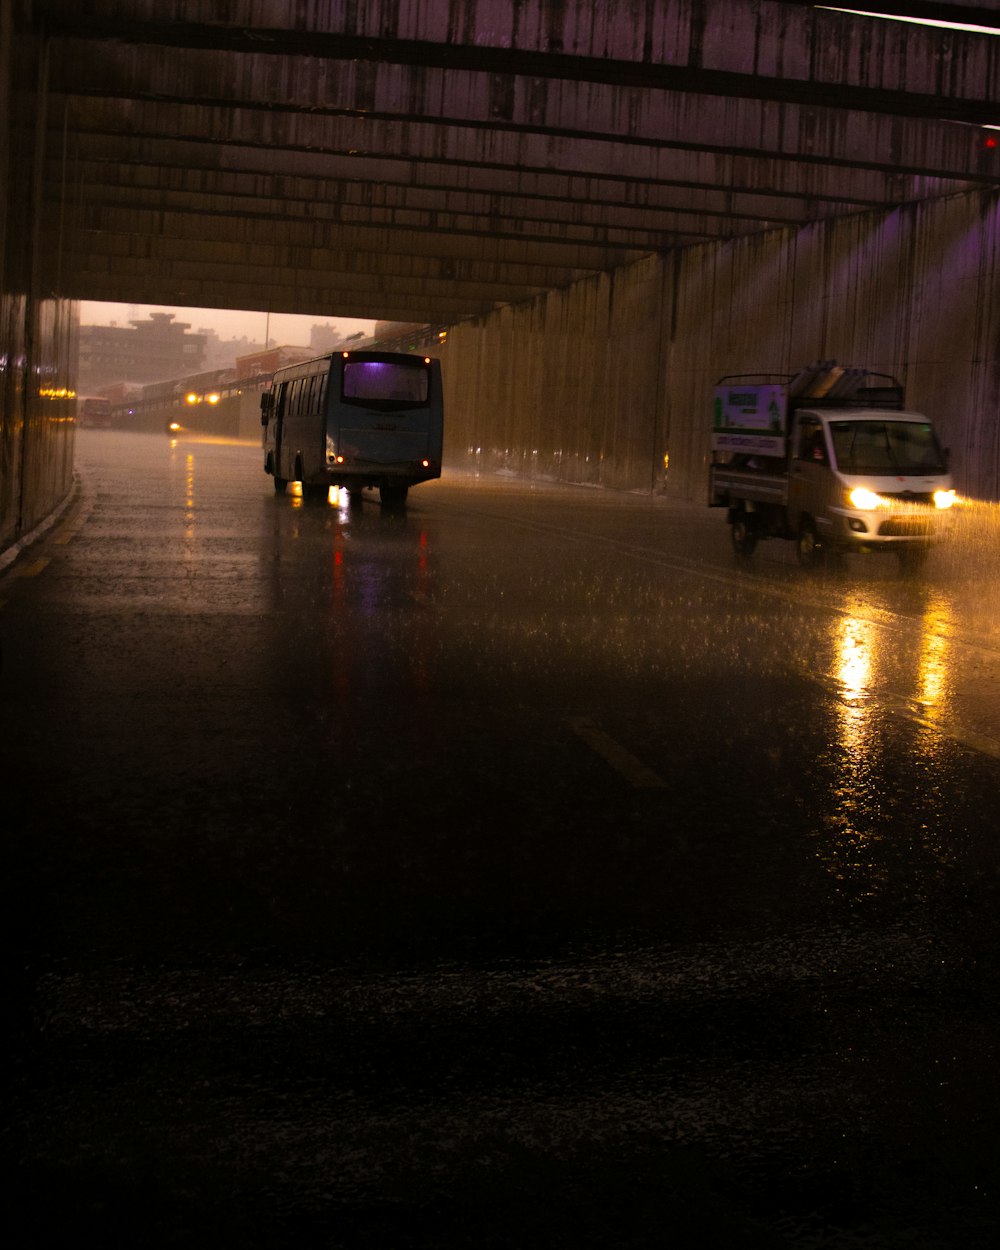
[933,489,956,510]
[848,487,885,510]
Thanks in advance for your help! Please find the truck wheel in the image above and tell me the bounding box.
[796,520,822,567]
[273,476,287,494]
[730,511,757,559]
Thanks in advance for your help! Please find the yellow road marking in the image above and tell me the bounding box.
[905,710,1000,762]
[568,716,667,789]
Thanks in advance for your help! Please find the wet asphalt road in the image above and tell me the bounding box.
[4,431,1000,1248]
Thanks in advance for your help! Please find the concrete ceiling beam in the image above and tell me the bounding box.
[62,170,809,236]
[66,273,484,324]
[31,0,1000,321]
[44,1,998,122]
[49,44,994,183]
[64,121,964,214]
[61,218,601,293]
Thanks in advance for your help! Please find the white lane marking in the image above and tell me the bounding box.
[568,715,667,789]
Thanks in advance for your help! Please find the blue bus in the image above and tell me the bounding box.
[261,349,443,506]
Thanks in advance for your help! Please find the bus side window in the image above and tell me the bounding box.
[275,383,288,417]
[317,375,327,413]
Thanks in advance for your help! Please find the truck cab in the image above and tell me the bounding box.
[787,406,954,565]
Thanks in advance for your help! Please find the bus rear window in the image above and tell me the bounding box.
[343,361,428,404]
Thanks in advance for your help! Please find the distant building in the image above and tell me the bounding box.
[309,322,343,353]
[234,345,315,379]
[200,329,265,372]
[76,312,206,391]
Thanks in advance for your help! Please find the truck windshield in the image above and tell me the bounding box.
[828,420,947,475]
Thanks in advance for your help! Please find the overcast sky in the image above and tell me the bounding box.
[80,301,376,346]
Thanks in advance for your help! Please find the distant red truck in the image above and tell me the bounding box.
[77,395,113,429]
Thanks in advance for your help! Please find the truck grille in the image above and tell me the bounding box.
[881,491,935,505]
[878,517,934,537]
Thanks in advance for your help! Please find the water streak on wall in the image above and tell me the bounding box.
[441,188,999,504]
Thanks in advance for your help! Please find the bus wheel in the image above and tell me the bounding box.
[730,510,757,559]
[380,484,409,508]
[273,476,287,494]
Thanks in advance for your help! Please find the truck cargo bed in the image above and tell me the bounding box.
[709,464,789,507]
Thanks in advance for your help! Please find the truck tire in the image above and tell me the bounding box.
[796,519,822,568]
[730,510,757,559]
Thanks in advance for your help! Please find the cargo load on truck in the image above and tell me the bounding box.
[708,362,954,571]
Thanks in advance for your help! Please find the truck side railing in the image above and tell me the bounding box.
[716,363,905,411]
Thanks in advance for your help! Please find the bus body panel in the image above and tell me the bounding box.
[335,426,435,466]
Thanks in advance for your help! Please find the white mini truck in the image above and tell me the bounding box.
[708,362,955,570]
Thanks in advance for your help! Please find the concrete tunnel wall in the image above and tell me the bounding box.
[438,186,1000,505]
[0,4,77,559]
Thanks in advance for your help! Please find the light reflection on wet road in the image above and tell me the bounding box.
[4,432,999,1248]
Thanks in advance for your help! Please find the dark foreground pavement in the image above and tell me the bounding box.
[3,432,1000,1248]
